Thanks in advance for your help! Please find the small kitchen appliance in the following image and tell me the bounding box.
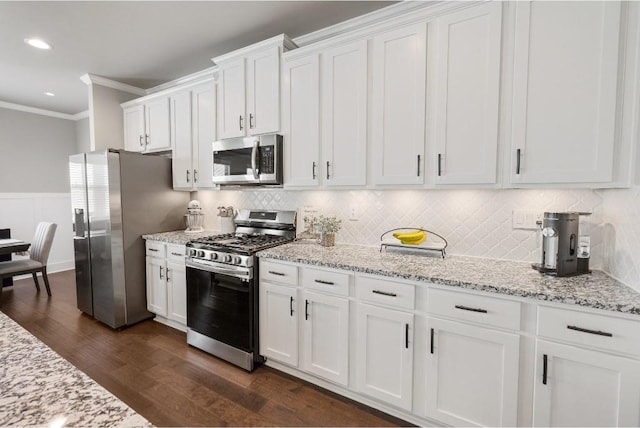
[185,209,296,371]
[212,133,283,186]
[184,200,204,234]
[532,212,582,277]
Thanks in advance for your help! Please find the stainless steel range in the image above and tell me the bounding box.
[185,209,296,371]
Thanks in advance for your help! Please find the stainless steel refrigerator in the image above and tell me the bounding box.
[69,149,189,329]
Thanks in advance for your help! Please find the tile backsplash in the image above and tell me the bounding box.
[195,188,604,269]
[602,186,640,291]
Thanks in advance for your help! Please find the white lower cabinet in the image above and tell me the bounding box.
[259,281,298,367]
[533,339,640,427]
[355,302,414,411]
[426,317,520,426]
[144,241,187,330]
[301,290,349,386]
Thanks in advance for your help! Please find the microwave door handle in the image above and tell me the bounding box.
[251,140,259,180]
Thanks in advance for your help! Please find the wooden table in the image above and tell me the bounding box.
[0,240,30,257]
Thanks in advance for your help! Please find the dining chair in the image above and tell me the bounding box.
[0,222,57,296]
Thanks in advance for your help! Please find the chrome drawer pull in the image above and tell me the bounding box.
[372,290,397,297]
[171,252,182,256]
[455,304,488,314]
[314,279,334,285]
[567,325,613,337]
[148,248,159,252]
[542,354,548,385]
[268,270,285,276]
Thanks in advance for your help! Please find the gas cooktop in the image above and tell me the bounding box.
[187,232,294,255]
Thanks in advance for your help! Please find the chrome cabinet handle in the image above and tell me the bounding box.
[567,325,613,337]
[139,135,144,147]
[312,162,316,180]
[171,252,182,257]
[326,161,330,180]
[186,170,190,183]
[249,113,255,129]
[159,266,164,279]
[314,279,334,285]
[148,248,158,252]
[239,115,244,131]
[268,270,285,276]
[290,296,294,316]
[437,153,442,176]
[405,324,409,349]
[194,169,198,183]
[417,154,421,176]
[430,328,435,354]
[516,149,522,175]
[305,299,309,320]
[542,354,548,385]
[145,133,149,146]
[166,268,171,281]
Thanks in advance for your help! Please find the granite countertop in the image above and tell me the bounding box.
[142,229,218,245]
[0,311,150,427]
[257,241,640,316]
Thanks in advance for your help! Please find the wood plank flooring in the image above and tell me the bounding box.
[0,270,411,427]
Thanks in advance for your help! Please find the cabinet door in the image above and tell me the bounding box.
[322,40,367,186]
[426,317,520,427]
[145,97,172,152]
[510,1,621,184]
[192,82,216,189]
[301,290,349,386]
[166,260,187,325]
[123,105,145,152]
[282,54,320,187]
[146,256,167,317]
[371,23,427,185]
[259,282,298,367]
[217,58,246,139]
[356,302,414,410]
[171,90,193,190]
[533,340,640,427]
[432,3,502,185]
[247,47,280,135]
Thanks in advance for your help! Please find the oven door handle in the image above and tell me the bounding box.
[186,260,251,281]
[251,139,259,180]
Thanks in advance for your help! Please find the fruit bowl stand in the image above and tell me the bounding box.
[379,228,448,258]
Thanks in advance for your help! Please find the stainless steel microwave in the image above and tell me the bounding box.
[211,134,283,185]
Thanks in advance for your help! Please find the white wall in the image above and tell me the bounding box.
[75,116,91,153]
[88,83,137,151]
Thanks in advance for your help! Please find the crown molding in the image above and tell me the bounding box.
[145,66,217,95]
[72,110,90,120]
[212,33,297,65]
[0,101,80,121]
[80,73,146,96]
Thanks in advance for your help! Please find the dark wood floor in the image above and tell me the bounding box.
[1,270,410,427]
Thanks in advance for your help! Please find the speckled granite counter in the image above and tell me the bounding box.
[0,311,150,427]
[142,229,218,245]
[257,241,640,316]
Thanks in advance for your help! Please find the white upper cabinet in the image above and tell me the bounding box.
[123,96,171,153]
[215,35,295,140]
[217,58,246,139]
[283,54,320,187]
[431,2,502,185]
[321,40,368,186]
[510,1,622,184]
[171,80,217,191]
[372,23,427,186]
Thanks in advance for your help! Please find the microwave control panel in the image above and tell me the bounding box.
[260,146,275,174]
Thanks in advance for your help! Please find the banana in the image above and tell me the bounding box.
[393,230,427,245]
[393,230,424,240]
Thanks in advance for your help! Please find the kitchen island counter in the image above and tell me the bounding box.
[258,241,640,316]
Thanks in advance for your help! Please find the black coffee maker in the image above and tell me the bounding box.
[532,212,588,277]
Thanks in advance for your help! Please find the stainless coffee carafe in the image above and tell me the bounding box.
[533,212,580,277]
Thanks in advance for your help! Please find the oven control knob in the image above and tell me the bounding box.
[189,249,197,257]
[223,254,232,263]
[197,250,205,258]
[210,252,218,260]
[232,256,242,265]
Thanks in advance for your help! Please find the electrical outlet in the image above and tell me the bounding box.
[349,205,359,221]
[512,210,542,230]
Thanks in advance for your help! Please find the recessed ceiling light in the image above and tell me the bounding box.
[24,38,52,50]
[44,92,55,97]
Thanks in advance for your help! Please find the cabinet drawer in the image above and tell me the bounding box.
[302,267,350,297]
[145,240,166,258]
[427,288,521,331]
[356,275,415,310]
[260,260,298,286]
[166,244,186,263]
[538,305,640,356]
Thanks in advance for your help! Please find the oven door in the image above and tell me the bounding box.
[186,265,254,352]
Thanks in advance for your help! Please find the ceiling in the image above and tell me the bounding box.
[0,1,396,116]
